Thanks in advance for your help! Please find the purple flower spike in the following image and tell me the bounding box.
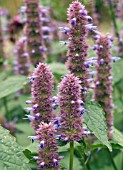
[14,38,30,76]
[31,63,54,130]
[66,1,91,101]
[36,122,61,169]
[24,0,47,65]
[58,74,85,142]
[94,34,114,139]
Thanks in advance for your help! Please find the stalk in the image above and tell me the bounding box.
[69,141,74,170]
[107,150,118,170]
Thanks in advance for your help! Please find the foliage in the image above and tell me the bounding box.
[84,102,112,151]
[0,75,28,99]
[0,126,31,169]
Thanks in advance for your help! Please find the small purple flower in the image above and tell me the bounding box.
[40,140,45,148]
[40,162,45,168]
[28,136,38,143]
[71,18,77,26]
[99,59,104,66]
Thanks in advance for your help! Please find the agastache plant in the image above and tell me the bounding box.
[35,122,61,169]
[14,38,30,76]
[23,0,47,66]
[65,0,94,101]
[58,74,86,170]
[27,63,54,130]
[94,33,114,139]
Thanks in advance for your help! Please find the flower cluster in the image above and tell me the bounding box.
[24,0,47,66]
[94,33,114,139]
[14,38,30,76]
[66,1,92,101]
[35,122,61,169]
[58,74,85,142]
[27,63,54,130]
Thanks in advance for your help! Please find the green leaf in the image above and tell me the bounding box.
[18,94,30,108]
[112,59,123,84]
[84,102,112,151]
[49,63,68,79]
[112,127,123,147]
[51,41,67,55]
[0,76,28,99]
[16,123,34,135]
[16,123,34,147]
[0,71,11,82]
[25,141,39,153]
[0,126,31,169]
[114,151,123,170]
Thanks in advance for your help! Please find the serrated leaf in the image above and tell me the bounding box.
[0,76,28,99]
[84,102,112,151]
[112,127,123,147]
[0,126,31,169]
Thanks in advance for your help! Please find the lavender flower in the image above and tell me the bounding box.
[14,38,30,76]
[36,122,61,169]
[66,1,91,101]
[94,33,114,139]
[58,74,84,142]
[24,0,47,65]
[30,63,54,130]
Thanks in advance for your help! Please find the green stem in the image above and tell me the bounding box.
[108,0,120,40]
[69,141,74,170]
[107,150,118,170]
